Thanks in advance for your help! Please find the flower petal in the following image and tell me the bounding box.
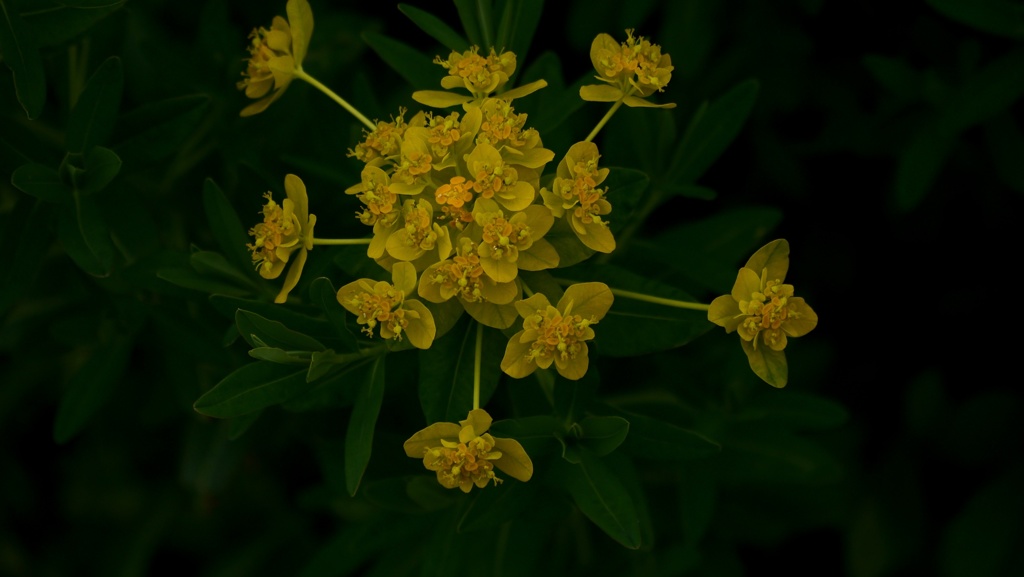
[492,437,533,482]
[731,267,762,303]
[284,174,309,223]
[286,0,313,66]
[411,90,474,108]
[558,282,613,321]
[402,299,436,349]
[622,95,676,108]
[745,239,790,284]
[501,331,539,378]
[708,294,742,331]
[553,342,589,380]
[274,247,308,303]
[740,338,788,388]
[580,84,624,102]
[499,79,547,100]
[782,297,817,337]
[459,408,493,436]
[403,422,461,458]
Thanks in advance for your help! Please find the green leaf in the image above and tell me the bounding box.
[226,410,262,440]
[193,361,310,418]
[189,250,259,292]
[561,262,713,356]
[11,163,69,203]
[577,416,629,456]
[458,474,540,532]
[53,334,132,443]
[202,178,262,285]
[235,309,326,352]
[554,369,598,425]
[112,94,210,169]
[0,199,51,315]
[398,4,469,52]
[666,79,759,184]
[531,68,589,134]
[940,47,1024,133]
[156,265,255,297]
[418,316,503,424]
[733,390,850,431]
[309,277,359,351]
[57,192,114,276]
[452,0,487,48]
[22,0,124,47]
[717,428,843,484]
[556,452,642,549]
[283,357,376,412]
[496,0,544,83]
[361,32,438,90]
[893,120,956,212]
[661,183,717,200]
[209,295,336,342]
[642,205,783,294]
[927,0,1024,39]
[618,411,721,460]
[546,215,594,269]
[939,467,1024,577]
[248,347,310,364]
[66,56,123,154]
[345,357,385,496]
[0,0,46,118]
[72,146,121,195]
[604,167,649,237]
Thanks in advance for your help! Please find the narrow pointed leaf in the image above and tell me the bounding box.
[399,3,469,52]
[345,357,385,496]
[235,309,326,351]
[309,277,359,351]
[67,56,123,154]
[11,163,70,203]
[194,361,310,418]
[556,452,641,549]
[362,32,438,90]
[53,334,132,443]
[0,0,46,118]
[418,316,502,424]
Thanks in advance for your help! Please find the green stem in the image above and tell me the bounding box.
[521,280,534,297]
[293,68,376,131]
[473,322,483,410]
[584,86,637,143]
[311,238,372,246]
[552,277,710,311]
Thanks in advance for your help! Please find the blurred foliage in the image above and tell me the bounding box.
[2,0,1022,576]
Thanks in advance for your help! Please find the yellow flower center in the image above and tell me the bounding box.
[430,249,487,302]
[739,279,797,349]
[477,99,528,148]
[426,111,463,158]
[399,200,439,251]
[472,158,519,199]
[247,193,300,275]
[345,282,409,340]
[523,303,596,364]
[355,179,397,227]
[435,176,475,209]
[423,434,502,491]
[348,111,407,163]
[479,213,529,262]
[237,27,284,94]
[555,158,611,225]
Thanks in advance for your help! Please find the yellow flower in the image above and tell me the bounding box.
[385,199,453,266]
[403,409,533,493]
[540,141,615,253]
[708,239,818,388]
[501,282,613,381]
[464,142,536,212]
[236,0,313,117]
[579,30,676,109]
[470,198,558,283]
[347,109,409,164]
[418,237,520,329]
[336,261,436,349]
[247,174,316,303]
[412,48,547,109]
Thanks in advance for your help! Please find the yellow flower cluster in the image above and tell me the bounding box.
[236,0,312,117]
[708,239,818,388]
[246,174,316,303]
[580,29,676,109]
[337,262,436,349]
[346,62,618,330]
[404,409,533,493]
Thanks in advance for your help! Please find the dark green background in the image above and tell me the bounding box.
[2,0,1021,575]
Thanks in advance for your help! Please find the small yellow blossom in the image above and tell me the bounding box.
[464,142,536,212]
[237,0,314,117]
[501,282,613,381]
[580,30,676,108]
[403,408,533,493]
[418,237,520,329]
[412,48,547,109]
[344,165,401,260]
[385,199,452,265]
[540,141,615,253]
[247,174,316,303]
[347,109,409,164]
[708,239,818,388]
[471,198,558,283]
[337,261,436,349]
